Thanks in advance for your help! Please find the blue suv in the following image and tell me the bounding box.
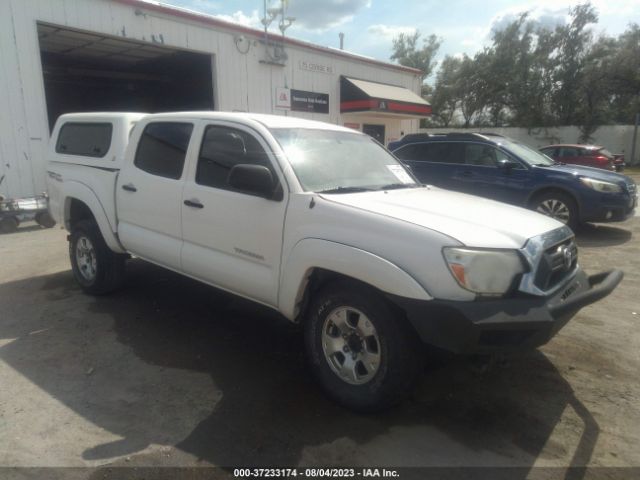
[389,133,637,230]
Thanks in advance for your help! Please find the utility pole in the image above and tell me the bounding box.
[631,113,640,166]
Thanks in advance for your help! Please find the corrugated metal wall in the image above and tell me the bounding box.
[0,0,422,198]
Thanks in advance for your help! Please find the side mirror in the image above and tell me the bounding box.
[228,164,275,199]
[498,159,518,171]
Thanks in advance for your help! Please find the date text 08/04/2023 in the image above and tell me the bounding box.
[233,468,400,478]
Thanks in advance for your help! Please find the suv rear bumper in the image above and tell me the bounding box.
[391,269,623,354]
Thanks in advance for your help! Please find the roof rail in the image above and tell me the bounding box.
[442,132,484,139]
[400,133,430,142]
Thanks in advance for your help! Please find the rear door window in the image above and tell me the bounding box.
[559,147,578,157]
[395,143,464,164]
[134,122,193,179]
[598,148,613,159]
[55,122,113,158]
[428,143,464,163]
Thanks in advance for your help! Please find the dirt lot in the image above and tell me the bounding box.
[0,201,639,477]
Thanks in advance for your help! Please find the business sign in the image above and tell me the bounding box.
[299,60,334,75]
[275,87,291,110]
[291,89,329,114]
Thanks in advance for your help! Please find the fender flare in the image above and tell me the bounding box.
[278,239,432,320]
[526,184,580,208]
[63,182,126,254]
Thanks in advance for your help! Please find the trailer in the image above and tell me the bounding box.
[0,175,55,233]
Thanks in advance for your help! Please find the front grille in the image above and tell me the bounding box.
[533,238,578,291]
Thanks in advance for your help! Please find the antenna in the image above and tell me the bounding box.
[260,0,296,65]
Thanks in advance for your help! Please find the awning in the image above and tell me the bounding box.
[340,76,431,117]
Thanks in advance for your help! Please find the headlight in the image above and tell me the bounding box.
[443,247,526,296]
[579,177,622,193]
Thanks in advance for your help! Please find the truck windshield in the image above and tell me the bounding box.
[271,128,419,193]
[499,138,555,167]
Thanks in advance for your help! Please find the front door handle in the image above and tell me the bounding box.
[460,170,473,177]
[184,199,204,209]
[121,183,137,192]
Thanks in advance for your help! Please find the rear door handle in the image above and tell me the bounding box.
[184,199,204,209]
[121,183,137,192]
[460,170,473,177]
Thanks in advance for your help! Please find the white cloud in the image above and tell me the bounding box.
[490,7,568,36]
[214,9,262,29]
[367,24,417,39]
[163,0,222,15]
[285,0,371,31]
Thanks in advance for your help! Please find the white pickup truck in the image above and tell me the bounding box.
[47,111,622,410]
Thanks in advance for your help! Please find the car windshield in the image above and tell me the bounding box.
[500,139,555,166]
[271,128,419,193]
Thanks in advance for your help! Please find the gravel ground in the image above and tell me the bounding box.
[0,196,638,478]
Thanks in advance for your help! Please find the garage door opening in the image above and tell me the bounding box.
[37,23,214,130]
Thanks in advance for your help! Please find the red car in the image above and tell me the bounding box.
[539,144,625,172]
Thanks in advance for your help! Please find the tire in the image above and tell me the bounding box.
[35,211,56,228]
[0,216,19,234]
[69,219,126,295]
[304,281,423,412]
[530,191,579,231]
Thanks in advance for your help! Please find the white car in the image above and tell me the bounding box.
[46,111,622,411]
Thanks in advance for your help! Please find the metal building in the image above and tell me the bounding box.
[0,0,430,198]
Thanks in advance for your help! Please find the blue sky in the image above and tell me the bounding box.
[160,0,640,71]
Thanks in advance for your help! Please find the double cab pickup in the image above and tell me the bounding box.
[47,112,622,410]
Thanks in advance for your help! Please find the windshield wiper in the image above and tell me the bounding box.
[317,186,374,194]
[376,183,420,191]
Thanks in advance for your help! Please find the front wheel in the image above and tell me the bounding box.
[304,281,422,412]
[69,219,126,295]
[530,191,579,231]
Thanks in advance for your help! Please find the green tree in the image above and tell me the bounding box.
[456,55,485,127]
[575,35,616,141]
[551,3,599,125]
[429,55,461,127]
[609,24,640,123]
[390,31,442,82]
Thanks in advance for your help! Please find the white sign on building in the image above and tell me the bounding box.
[275,87,291,110]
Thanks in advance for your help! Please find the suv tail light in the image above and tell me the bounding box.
[594,155,614,169]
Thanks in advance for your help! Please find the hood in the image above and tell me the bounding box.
[320,186,564,249]
[544,164,634,185]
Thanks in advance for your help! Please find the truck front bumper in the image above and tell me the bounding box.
[391,269,623,354]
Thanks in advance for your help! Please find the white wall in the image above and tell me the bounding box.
[0,0,423,197]
[421,125,640,165]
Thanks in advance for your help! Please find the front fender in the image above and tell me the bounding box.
[278,239,432,320]
[63,182,126,254]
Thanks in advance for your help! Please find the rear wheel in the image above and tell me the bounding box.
[531,191,579,231]
[69,219,126,294]
[0,216,19,234]
[304,281,422,412]
[35,211,56,228]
